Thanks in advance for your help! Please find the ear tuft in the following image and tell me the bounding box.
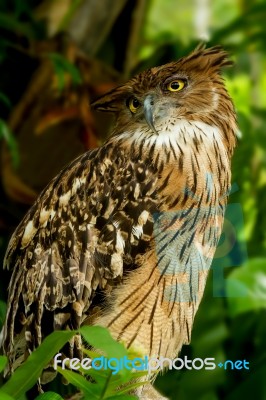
[198,45,234,69]
[91,86,127,113]
[202,45,234,68]
[181,44,234,72]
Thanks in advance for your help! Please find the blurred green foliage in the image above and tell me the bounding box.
[48,53,82,92]
[0,0,266,399]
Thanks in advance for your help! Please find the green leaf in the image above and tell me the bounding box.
[226,258,266,316]
[106,396,138,400]
[49,56,65,92]
[1,330,76,398]
[0,119,19,168]
[80,365,110,387]
[0,13,35,37]
[113,379,149,396]
[0,355,8,373]
[57,367,100,399]
[0,92,11,108]
[35,392,64,400]
[48,53,82,92]
[0,391,14,400]
[104,371,148,396]
[125,371,148,380]
[80,326,127,360]
[0,300,7,329]
[82,347,102,359]
[60,357,109,390]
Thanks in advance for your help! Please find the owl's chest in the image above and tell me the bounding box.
[153,136,228,209]
[148,125,229,269]
[155,136,223,209]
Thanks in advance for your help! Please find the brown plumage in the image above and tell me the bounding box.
[1,45,237,399]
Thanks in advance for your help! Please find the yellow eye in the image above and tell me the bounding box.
[167,79,185,92]
[127,97,140,113]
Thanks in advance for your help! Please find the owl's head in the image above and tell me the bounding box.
[92,45,236,138]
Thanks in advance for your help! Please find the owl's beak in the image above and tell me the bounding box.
[143,95,158,134]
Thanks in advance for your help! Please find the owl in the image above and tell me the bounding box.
[1,45,237,399]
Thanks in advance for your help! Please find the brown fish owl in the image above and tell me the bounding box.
[2,46,237,399]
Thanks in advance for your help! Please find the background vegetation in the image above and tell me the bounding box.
[0,0,266,399]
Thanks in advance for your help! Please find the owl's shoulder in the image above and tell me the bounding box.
[4,140,159,271]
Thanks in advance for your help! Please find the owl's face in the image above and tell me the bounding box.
[92,46,235,138]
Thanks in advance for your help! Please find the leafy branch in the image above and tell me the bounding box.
[0,326,148,400]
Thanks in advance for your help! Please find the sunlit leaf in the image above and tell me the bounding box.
[80,326,127,360]
[82,348,102,359]
[0,391,14,400]
[226,258,266,316]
